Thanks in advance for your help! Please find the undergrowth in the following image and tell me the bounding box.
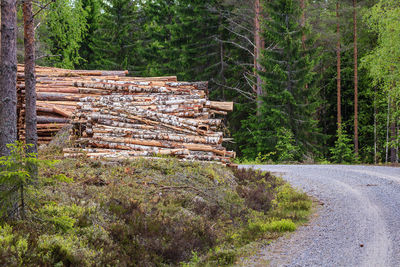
[0,151,312,266]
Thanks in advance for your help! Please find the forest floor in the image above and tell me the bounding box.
[239,165,400,267]
[0,147,313,266]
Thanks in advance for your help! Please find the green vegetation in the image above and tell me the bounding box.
[38,0,87,68]
[0,149,312,266]
[237,0,320,161]
[0,142,71,220]
[26,0,400,164]
[330,125,356,164]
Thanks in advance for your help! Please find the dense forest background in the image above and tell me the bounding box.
[15,0,400,163]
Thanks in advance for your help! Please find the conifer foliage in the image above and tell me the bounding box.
[91,0,140,70]
[139,0,222,80]
[79,0,101,69]
[238,0,320,160]
[39,0,87,68]
[3,0,398,163]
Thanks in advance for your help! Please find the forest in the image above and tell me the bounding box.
[7,0,400,163]
[1,0,400,265]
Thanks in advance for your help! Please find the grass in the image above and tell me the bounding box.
[0,150,312,266]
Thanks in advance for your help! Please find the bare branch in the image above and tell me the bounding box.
[35,54,61,61]
[223,25,255,48]
[215,38,255,57]
[211,79,256,101]
[33,0,55,19]
[34,22,41,31]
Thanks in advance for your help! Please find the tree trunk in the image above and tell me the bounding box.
[0,0,18,156]
[390,122,396,163]
[386,96,390,163]
[374,87,377,164]
[23,0,38,154]
[390,101,396,163]
[254,0,263,115]
[336,1,342,127]
[353,0,359,156]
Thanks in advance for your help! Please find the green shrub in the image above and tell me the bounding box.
[37,234,96,266]
[248,218,296,234]
[265,219,296,232]
[273,184,312,221]
[0,224,28,266]
[276,127,300,162]
[330,125,355,164]
[245,210,297,241]
[234,168,283,213]
[209,247,236,265]
[39,203,88,233]
[0,157,312,266]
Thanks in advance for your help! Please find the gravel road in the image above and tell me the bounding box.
[238,165,400,267]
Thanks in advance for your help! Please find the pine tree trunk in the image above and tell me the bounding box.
[0,0,18,156]
[23,0,38,154]
[397,122,399,163]
[336,1,342,127]
[353,0,359,156]
[374,87,377,164]
[254,0,263,115]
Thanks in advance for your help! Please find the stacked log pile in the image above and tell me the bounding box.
[17,65,235,165]
[67,80,235,165]
[17,65,174,144]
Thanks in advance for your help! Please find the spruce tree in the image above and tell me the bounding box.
[91,0,140,71]
[139,0,222,81]
[169,0,221,81]
[239,0,320,160]
[78,0,101,69]
[39,0,87,69]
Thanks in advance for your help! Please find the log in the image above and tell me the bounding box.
[86,110,200,135]
[91,136,231,156]
[63,148,189,158]
[36,92,84,101]
[19,86,80,94]
[210,110,228,115]
[74,81,206,95]
[17,65,233,164]
[80,94,203,103]
[37,101,78,107]
[101,104,219,129]
[209,101,234,112]
[182,154,231,163]
[37,116,70,124]
[80,119,156,131]
[53,106,73,118]
[37,123,67,128]
[17,65,129,77]
[90,126,222,145]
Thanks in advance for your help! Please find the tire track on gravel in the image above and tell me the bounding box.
[237,165,400,267]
